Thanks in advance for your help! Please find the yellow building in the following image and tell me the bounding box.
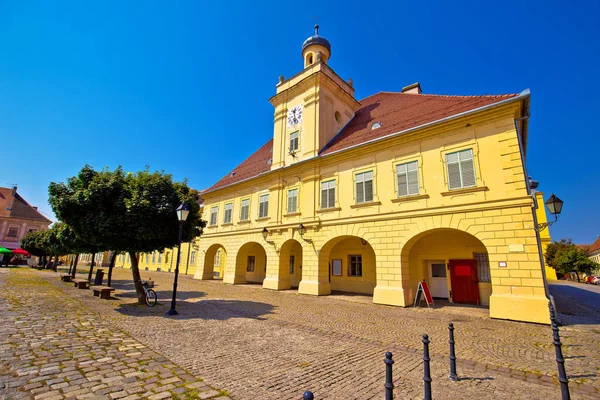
[116,240,205,277]
[194,26,551,324]
[533,191,557,281]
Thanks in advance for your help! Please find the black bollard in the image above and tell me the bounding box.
[423,334,432,400]
[384,351,394,400]
[549,303,570,400]
[303,390,314,400]
[448,322,459,381]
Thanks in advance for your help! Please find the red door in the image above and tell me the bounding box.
[449,259,480,305]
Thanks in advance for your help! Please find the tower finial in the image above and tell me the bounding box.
[314,24,319,35]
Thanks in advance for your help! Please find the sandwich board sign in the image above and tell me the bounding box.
[413,280,434,307]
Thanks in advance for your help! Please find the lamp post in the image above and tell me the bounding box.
[167,202,190,316]
[536,194,564,231]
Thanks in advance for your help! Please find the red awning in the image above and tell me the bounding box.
[12,248,31,256]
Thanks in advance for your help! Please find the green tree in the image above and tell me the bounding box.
[21,225,69,270]
[48,165,204,303]
[20,230,50,263]
[545,238,600,280]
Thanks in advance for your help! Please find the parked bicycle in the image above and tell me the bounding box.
[142,280,157,307]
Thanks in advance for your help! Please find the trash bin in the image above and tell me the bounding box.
[94,269,104,285]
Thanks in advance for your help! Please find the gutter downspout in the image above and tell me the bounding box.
[514,113,556,321]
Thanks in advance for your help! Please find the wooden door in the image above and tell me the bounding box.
[449,259,479,305]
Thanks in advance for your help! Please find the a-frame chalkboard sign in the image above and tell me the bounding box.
[413,280,434,308]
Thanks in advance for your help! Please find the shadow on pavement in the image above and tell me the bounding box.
[549,282,600,325]
[113,299,276,321]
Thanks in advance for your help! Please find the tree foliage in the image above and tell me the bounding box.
[545,238,600,276]
[48,165,205,303]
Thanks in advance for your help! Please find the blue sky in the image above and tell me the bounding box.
[1,1,598,243]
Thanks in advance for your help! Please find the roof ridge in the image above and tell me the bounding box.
[358,91,518,102]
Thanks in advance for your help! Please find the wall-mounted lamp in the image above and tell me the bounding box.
[262,227,277,249]
[298,224,313,244]
[360,238,367,246]
[536,193,564,232]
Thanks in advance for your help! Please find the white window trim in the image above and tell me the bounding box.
[258,193,269,218]
[240,198,250,221]
[354,170,374,204]
[320,179,337,209]
[287,188,299,214]
[210,206,218,226]
[223,202,233,224]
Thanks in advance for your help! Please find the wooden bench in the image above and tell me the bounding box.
[72,279,89,289]
[90,285,115,299]
[60,274,72,282]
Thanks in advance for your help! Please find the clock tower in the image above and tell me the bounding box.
[269,25,361,170]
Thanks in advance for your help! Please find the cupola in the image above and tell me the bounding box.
[302,24,331,68]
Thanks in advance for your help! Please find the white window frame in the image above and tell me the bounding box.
[396,161,420,197]
[355,171,374,204]
[258,194,269,218]
[446,149,476,190]
[190,250,196,265]
[474,252,491,283]
[240,198,250,221]
[214,249,221,266]
[247,255,255,272]
[289,255,295,274]
[210,206,218,226]
[224,203,233,224]
[320,180,336,209]
[289,131,299,152]
[287,188,298,214]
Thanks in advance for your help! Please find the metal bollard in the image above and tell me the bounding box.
[549,303,570,400]
[384,351,394,400]
[423,334,432,400]
[303,390,314,400]
[448,322,459,381]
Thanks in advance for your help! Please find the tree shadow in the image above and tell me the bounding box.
[457,377,495,381]
[113,299,276,321]
[568,373,597,379]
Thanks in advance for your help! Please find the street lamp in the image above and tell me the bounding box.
[167,202,190,316]
[297,223,312,244]
[536,193,564,231]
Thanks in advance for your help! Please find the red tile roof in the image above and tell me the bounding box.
[0,187,52,224]
[589,237,600,254]
[205,91,520,193]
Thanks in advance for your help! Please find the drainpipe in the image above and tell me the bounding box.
[514,114,556,318]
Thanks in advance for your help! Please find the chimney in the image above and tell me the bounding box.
[11,186,17,196]
[402,82,422,94]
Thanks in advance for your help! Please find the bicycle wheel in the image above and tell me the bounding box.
[145,289,157,307]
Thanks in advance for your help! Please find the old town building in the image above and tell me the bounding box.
[190,27,553,324]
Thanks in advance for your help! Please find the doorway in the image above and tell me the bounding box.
[449,259,480,305]
[428,260,448,298]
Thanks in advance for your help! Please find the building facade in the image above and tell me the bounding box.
[193,27,551,324]
[0,186,52,252]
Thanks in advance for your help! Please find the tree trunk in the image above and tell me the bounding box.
[129,251,145,304]
[88,253,95,282]
[71,254,79,278]
[47,255,54,270]
[68,255,73,275]
[107,251,117,287]
[53,254,58,272]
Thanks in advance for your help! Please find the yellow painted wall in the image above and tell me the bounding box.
[117,241,199,276]
[328,237,376,295]
[535,191,557,281]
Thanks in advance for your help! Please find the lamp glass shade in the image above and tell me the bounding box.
[298,224,306,236]
[262,227,268,240]
[545,194,563,215]
[176,202,190,222]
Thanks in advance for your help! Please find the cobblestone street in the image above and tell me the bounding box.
[2,267,600,399]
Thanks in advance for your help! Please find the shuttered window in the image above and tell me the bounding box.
[223,203,232,224]
[289,131,299,152]
[348,255,362,277]
[287,188,298,213]
[396,161,419,197]
[446,149,476,189]
[259,194,269,218]
[355,171,374,203]
[240,199,250,221]
[320,180,336,209]
[474,252,491,283]
[190,251,196,265]
[210,206,218,226]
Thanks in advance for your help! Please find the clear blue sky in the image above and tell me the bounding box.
[1,1,598,243]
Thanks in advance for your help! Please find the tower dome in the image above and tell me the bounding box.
[301,24,331,67]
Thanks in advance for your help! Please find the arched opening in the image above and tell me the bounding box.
[403,228,490,305]
[319,236,376,295]
[203,244,227,279]
[279,239,303,288]
[235,242,267,284]
[305,53,313,67]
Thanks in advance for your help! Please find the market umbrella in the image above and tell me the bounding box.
[12,248,30,256]
[0,247,12,254]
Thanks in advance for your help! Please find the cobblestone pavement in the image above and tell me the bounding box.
[549,280,600,327]
[22,266,596,400]
[0,268,230,400]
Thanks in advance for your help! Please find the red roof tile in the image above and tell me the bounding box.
[0,187,52,223]
[321,92,518,154]
[589,237,600,254]
[205,91,520,193]
[207,140,274,192]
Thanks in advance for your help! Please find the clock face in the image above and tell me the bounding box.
[287,105,303,128]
